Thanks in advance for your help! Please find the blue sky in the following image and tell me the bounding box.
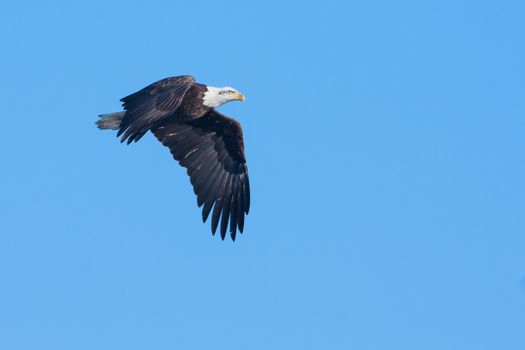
[0,0,524,349]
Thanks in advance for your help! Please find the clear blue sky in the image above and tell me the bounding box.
[0,1,524,349]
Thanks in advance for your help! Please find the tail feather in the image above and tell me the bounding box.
[96,112,125,130]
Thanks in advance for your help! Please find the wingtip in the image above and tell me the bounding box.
[230,228,237,241]
[211,220,218,236]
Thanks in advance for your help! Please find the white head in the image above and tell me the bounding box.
[202,86,245,108]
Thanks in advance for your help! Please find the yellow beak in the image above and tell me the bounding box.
[236,93,246,102]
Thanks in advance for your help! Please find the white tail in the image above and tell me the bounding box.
[96,112,125,130]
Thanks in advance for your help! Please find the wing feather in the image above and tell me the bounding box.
[229,177,239,240]
[220,175,233,239]
[237,189,245,234]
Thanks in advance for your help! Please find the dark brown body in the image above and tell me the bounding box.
[175,83,209,120]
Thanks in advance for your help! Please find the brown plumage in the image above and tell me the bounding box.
[97,75,250,240]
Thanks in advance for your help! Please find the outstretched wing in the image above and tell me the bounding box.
[118,75,195,144]
[152,109,250,241]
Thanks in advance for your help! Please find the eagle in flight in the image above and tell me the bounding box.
[97,75,250,241]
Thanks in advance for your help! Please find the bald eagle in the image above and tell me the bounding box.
[97,75,250,241]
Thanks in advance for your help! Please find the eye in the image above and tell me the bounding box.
[228,90,235,94]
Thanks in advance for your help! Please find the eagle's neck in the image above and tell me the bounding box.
[202,86,228,108]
